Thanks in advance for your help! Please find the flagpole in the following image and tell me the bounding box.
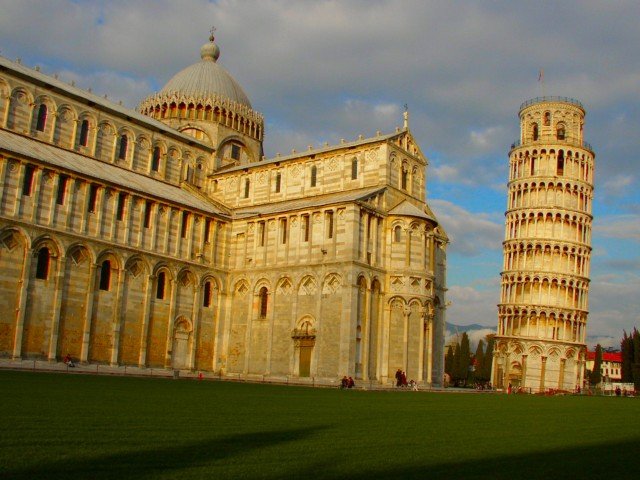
[538,68,545,98]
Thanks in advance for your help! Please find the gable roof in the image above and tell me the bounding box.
[215,130,408,176]
[233,186,385,218]
[388,199,436,222]
[0,128,225,217]
[0,55,213,151]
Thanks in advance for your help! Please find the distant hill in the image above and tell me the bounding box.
[445,322,495,350]
[446,322,492,333]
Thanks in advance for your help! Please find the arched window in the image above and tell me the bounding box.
[35,247,50,280]
[231,143,241,161]
[394,226,402,242]
[151,146,161,171]
[118,134,128,160]
[181,212,189,238]
[530,157,535,176]
[156,271,166,300]
[22,165,35,196]
[351,158,358,180]
[244,178,250,198]
[35,104,47,132]
[275,172,281,193]
[203,281,212,307]
[557,151,564,176]
[78,119,89,147]
[326,211,334,239]
[310,165,317,187]
[401,167,408,190]
[532,123,539,141]
[557,123,566,140]
[259,287,268,318]
[543,111,551,126]
[99,260,111,291]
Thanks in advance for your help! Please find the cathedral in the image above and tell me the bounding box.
[0,33,448,386]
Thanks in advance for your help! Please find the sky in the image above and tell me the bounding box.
[1,0,638,348]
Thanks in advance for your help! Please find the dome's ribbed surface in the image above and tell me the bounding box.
[159,38,252,108]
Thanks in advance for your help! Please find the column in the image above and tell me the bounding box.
[47,253,67,361]
[164,275,179,369]
[138,274,155,367]
[539,356,547,392]
[80,263,97,362]
[189,284,202,371]
[109,268,126,365]
[12,249,33,359]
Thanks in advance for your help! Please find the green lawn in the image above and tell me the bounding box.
[1,371,638,479]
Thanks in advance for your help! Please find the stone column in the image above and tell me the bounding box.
[29,168,44,223]
[402,305,410,372]
[164,275,179,369]
[417,308,425,383]
[109,267,126,366]
[12,248,32,359]
[47,253,66,361]
[360,285,371,381]
[189,284,202,371]
[379,302,392,384]
[539,356,547,392]
[138,274,155,367]
[558,358,566,390]
[80,263,97,363]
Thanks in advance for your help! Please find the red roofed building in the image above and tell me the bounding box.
[585,351,622,382]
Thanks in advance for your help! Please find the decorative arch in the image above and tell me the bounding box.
[276,276,293,295]
[124,255,150,278]
[53,104,78,147]
[234,278,250,295]
[7,87,34,131]
[322,273,342,295]
[298,275,317,296]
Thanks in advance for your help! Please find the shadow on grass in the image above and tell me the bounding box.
[3,426,327,480]
[335,437,640,480]
[5,429,640,479]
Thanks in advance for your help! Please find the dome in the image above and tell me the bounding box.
[159,35,252,108]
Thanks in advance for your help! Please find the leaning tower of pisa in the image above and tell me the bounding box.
[492,97,595,392]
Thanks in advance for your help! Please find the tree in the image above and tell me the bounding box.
[481,335,495,382]
[621,331,634,383]
[589,344,603,386]
[445,345,454,377]
[472,339,485,382]
[633,329,640,390]
[454,332,471,385]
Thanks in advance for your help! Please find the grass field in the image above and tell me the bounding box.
[1,371,638,479]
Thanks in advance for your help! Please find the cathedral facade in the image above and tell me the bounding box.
[0,34,447,386]
[492,97,594,392]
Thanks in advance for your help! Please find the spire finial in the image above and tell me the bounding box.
[403,103,409,129]
[201,27,220,61]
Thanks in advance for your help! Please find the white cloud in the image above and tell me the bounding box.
[596,215,640,241]
[470,126,504,150]
[601,174,634,198]
[447,284,500,327]
[430,199,503,256]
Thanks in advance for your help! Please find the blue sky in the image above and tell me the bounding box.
[1,0,638,347]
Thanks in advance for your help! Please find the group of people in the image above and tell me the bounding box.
[63,354,76,368]
[474,382,492,391]
[395,369,418,390]
[340,376,355,389]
